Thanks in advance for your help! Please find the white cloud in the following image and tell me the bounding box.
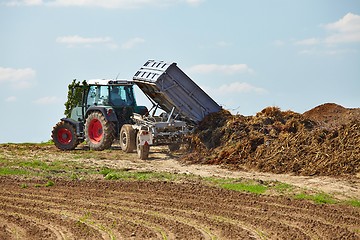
[323,48,357,55]
[324,12,360,33]
[49,0,172,8]
[216,41,231,47]
[218,82,267,94]
[0,67,36,81]
[56,35,117,48]
[188,64,254,75]
[5,96,17,102]
[294,12,360,48]
[6,0,204,8]
[324,13,360,44]
[56,35,119,49]
[121,37,145,49]
[56,35,112,44]
[324,32,360,45]
[34,96,62,105]
[185,0,204,6]
[298,48,356,56]
[202,82,267,96]
[6,0,42,6]
[273,40,285,47]
[292,13,360,55]
[56,35,145,49]
[294,38,320,46]
[297,49,315,55]
[0,67,36,88]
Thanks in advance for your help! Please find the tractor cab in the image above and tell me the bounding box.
[85,79,136,108]
[70,79,147,123]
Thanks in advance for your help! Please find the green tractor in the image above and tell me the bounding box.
[51,79,148,152]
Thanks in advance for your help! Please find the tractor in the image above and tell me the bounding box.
[51,79,151,157]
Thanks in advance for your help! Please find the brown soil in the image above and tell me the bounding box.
[1,176,359,240]
[303,103,360,129]
[1,143,359,200]
[1,102,359,239]
[183,103,360,176]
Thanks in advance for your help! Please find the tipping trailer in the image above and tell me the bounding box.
[51,60,221,160]
[131,60,221,158]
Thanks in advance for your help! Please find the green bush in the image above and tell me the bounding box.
[64,79,88,118]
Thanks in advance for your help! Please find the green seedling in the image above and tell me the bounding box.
[45,180,55,187]
[295,192,336,204]
[220,182,268,194]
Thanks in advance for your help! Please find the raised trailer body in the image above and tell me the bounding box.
[133,60,221,123]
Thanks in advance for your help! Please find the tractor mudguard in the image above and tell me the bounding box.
[85,106,118,122]
[60,118,84,137]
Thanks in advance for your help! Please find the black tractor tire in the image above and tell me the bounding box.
[52,121,79,150]
[136,131,150,160]
[85,111,115,151]
[168,143,181,152]
[120,124,136,153]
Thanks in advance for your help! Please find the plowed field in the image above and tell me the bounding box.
[1,177,359,240]
[1,103,359,239]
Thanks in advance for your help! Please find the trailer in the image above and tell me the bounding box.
[130,60,221,158]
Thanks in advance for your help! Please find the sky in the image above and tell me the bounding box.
[0,0,359,143]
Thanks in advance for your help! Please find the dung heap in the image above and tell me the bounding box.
[183,104,360,176]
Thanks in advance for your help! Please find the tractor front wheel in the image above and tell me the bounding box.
[52,121,79,150]
[85,112,115,150]
[120,124,136,153]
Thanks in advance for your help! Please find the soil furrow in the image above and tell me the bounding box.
[1,177,359,239]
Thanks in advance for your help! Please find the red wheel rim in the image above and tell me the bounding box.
[57,128,72,144]
[88,119,103,143]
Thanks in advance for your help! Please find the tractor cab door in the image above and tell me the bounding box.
[70,106,83,121]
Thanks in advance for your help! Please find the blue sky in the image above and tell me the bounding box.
[0,0,359,143]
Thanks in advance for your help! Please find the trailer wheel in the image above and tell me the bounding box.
[136,131,149,160]
[52,121,79,150]
[168,143,180,152]
[85,112,115,150]
[120,124,136,153]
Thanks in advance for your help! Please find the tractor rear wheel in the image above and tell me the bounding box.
[52,121,78,150]
[85,112,115,150]
[136,131,149,160]
[120,124,136,153]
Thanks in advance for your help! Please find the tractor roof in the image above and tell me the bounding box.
[85,79,133,86]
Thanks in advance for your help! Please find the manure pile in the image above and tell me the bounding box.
[184,103,360,176]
